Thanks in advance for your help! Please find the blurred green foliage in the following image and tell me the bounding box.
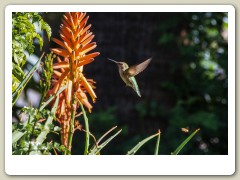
[165,13,227,154]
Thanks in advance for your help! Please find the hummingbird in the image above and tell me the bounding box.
[107,57,152,97]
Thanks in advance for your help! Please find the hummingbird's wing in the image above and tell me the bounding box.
[126,58,152,77]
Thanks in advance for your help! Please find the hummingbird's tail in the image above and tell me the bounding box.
[130,77,141,97]
[136,90,141,97]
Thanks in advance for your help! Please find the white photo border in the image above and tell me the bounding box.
[5,5,235,175]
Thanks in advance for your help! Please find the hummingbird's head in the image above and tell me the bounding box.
[108,58,129,71]
[116,62,129,71]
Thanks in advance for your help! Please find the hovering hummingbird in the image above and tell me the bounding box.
[108,57,152,97]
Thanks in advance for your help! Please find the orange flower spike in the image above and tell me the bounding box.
[49,12,100,148]
[67,80,73,106]
[62,18,71,30]
[65,13,75,30]
[53,70,62,77]
[71,50,76,73]
[74,36,81,51]
[79,16,89,30]
[73,13,78,26]
[78,52,100,62]
[76,90,93,112]
[57,56,67,73]
[81,42,96,51]
[78,12,87,25]
[69,14,76,31]
[87,80,96,90]
[71,50,76,62]
[80,24,92,36]
[52,70,70,95]
[79,32,92,44]
[74,26,80,39]
[65,12,71,19]
[60,26,71,40]
[60,98,66,116]
[60,34,72,49]
[60,69,70,80]
[51,48,70,58]
[63,41,73,54]
[70,31,75,45]
[87,79,96,84]
[53,61,69,70]
[64,13,72,26]
[64,57,69,63]
[52,38,66,49]
[76,42,96,57]
[64,87,68,105]
[65,26,73,35]
[75,12,80,17]
[80,43,97,56]
[77,58,94,67]
[81,96,92,113]
[51,81,60,94]
[81,75,97,102]
[82,35,95,47]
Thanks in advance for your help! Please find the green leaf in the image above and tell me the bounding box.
[36,95,59,144]
[29,151,42,155]
[89,128,122,155]
[12,130,26,144]
[12,53,43,106]
[35,33,43,50]
[79,102,90,155]
[39,84,67,111]
[40,20,52,40]
[154,130,161,155]
[12,63,25,82]
[171,128,200,155]
[12,13,52,106]
[127,131,160,155]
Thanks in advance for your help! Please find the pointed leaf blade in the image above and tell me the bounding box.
[171,128,200,155]
[127,131,160,155]
[89,129,122,155]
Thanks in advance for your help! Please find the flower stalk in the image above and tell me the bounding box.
[49,12,100,153]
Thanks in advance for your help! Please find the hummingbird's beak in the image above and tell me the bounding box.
[107,58,118,63]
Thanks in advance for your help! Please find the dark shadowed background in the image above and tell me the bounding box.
[13,12,228,155]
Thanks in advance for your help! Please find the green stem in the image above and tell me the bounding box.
[79,102,90,155]
[154,129,161,155]
[67,91,76,155]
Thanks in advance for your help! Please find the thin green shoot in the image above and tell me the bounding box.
[79,102,90,155]
[127,130,160,155]
[171,128,200,155]
[89,128,122,155]
[154,129,161,155]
